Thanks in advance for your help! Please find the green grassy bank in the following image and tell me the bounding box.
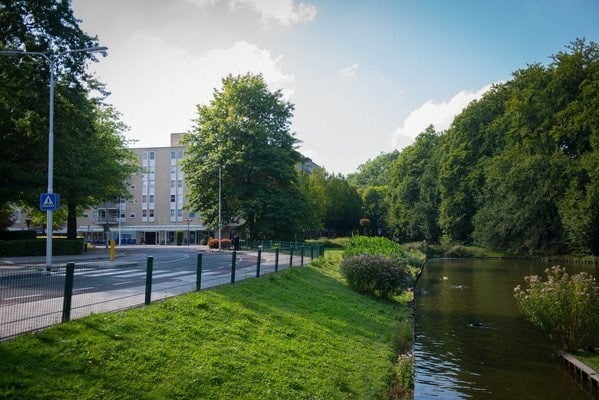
[0,252,412,399]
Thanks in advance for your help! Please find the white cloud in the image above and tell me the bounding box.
[232,0,317,25]
[89,33,295,147]
[338,63,359,79]
[184,0,316,26]
[390,83,498,149]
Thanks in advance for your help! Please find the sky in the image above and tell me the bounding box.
[71,0,599,175]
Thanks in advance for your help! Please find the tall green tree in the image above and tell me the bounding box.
[388,126,442,242]
[0,0,99,206]
[437,84,509,243]
[183,73,309,240]
[346,150,399,188]
[322,173,363,236]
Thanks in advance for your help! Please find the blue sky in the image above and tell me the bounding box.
[72,0,599,174]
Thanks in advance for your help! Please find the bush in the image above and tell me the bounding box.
[208,238,231,249]
[444,245,475,258]
[514,265,599,351]
[0,230,37,241]
[343,236,406,259]
[0,238,84,257]
[340,254,410,298]
[175,231,184,246]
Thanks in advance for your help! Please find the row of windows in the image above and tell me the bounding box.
[142,151,155,160]
[141,150,184,161]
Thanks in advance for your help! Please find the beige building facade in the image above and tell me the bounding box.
[76,133,207,245]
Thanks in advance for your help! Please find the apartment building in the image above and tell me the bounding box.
[77,133,207,245]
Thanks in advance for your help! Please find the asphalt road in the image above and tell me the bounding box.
[0,246,300,340]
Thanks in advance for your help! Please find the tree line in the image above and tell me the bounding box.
[352,39,598,255]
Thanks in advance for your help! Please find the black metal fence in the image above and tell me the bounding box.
[0,245,323,341]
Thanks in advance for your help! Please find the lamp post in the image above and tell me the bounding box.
[218,164,222,251]
[184,217,192,245]
[0,46,107,269]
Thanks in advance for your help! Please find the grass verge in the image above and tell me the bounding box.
[0,251,411,400]
[574,351,599,372]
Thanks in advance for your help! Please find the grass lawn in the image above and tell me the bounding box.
[574,352,599,372]
[0,251,412,399]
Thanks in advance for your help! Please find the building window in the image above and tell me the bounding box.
[149,151,155,160]
[149,180,155,188]
[170,180,175,188]
[142,195,147,203]
[120,213,126,219]
[129,184,136,189]
[177,194,183,204]
[177,209,183,218]
[142,151,148,160]
[142,209,147,218]
[149,209,154,218]
[170,209,176,218]
[149,195,155,203]
[177,150,183,159]
[171,194,176,203]
[171,151,176,160]
[170,165,176,174]
[130,214,135,219]
[149,166,155,176]
[177,179,183,188]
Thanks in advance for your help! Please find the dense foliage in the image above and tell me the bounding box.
[340,254,410,298]
[386,39,599,254]
[183,73,309,240]
[0,0,137,237]
[298,168,362,237]
[340,237,412,298]
[514,266,599,351]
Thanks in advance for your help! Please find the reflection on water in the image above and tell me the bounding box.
[414,259,598,400]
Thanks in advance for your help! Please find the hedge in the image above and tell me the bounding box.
[0,238,84,257]
[0,230,37,241]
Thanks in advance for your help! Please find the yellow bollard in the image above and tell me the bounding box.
[110,239,116,261]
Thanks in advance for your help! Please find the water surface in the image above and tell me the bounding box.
[414,258,598,399]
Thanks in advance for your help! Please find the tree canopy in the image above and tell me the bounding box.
[385,39,599,255]
[183,73,309,240]
[0,0,136,237]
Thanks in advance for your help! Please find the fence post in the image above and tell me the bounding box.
[231,250,237,284]
[289,247,294,267]
[275,248,279,273]
[301,246,304,266]
[256,249,262,278]
[196,253,203,291]
[145,256,153,304]
[62,262,75,322]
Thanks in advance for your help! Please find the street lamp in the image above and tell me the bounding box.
[0,46,108,269]
[184,217,193,245]
[218,164,222,251]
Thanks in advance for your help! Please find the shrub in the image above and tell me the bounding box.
[0,238,84,257]
[343,236,406,259]
[208,238,232,249]
[444,245,475,258]
[340,254,410,298]
[514,265,599,351]
[0,230,37,241]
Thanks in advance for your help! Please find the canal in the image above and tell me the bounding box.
[414,258,598,399]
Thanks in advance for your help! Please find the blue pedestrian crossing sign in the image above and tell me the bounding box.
[40,193,59,211]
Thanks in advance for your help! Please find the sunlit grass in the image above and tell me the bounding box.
[0,253,411,399]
